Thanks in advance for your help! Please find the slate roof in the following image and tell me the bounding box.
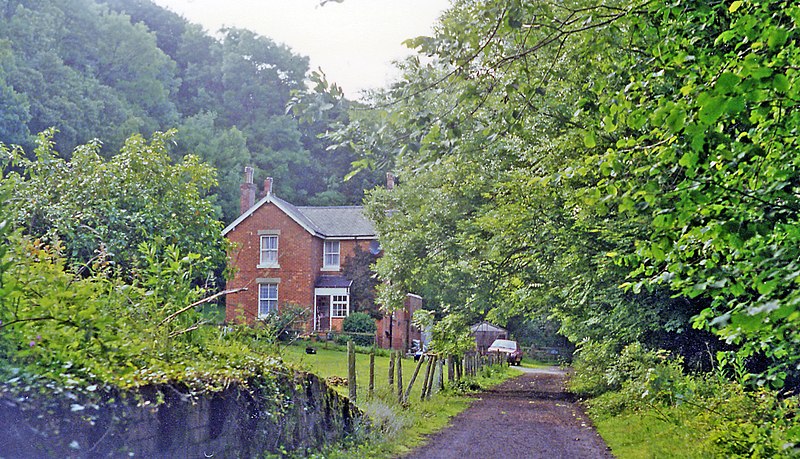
[222,193,376,239]
[315,275,353,288]
[295,206,375,238]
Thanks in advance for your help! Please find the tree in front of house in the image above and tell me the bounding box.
[4,130,226,285]
[342,244,381,319]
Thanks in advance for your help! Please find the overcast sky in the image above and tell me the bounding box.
[150,0,450,99]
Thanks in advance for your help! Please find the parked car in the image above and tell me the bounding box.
[487,339,523,365]
[410,339,426,361]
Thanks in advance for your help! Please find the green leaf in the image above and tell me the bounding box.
[767,27,788,49]
[725,96,745,114]
[728,0,743,13]
[715,73,740,93]
[698,96,726,124]
[773,74,790,93]
[666,107,686,133]
[583,131,597,148]
[679,151,699,168]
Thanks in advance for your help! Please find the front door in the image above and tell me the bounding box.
[315,295,330,331]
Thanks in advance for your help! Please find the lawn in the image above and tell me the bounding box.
[275,341,516,458]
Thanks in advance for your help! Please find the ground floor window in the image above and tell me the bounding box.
[331,295,349,318]
[258,283,278,317]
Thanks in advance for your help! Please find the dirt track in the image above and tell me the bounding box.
[402,367,613,459]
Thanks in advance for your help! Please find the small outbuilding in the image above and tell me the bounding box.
[471,321,507,353]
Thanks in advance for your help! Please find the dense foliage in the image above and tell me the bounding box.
[321,0,800,391]
[589,0,800,389]
[570,341,800,458]
[5,130,225,281]
[0,0,382,222]
[0,135,287,396]
[341,244,381,319]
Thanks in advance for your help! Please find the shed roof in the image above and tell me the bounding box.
[470,321,507,334]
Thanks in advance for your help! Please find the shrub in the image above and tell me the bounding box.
[570,339,620,396]
[260,303,309,343]
[342,312,376,346]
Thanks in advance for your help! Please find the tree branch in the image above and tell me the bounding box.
[158,287,247,327]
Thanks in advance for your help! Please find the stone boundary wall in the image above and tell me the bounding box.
[0,371,363,458]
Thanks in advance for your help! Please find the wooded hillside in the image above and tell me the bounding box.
[0,0,380,222]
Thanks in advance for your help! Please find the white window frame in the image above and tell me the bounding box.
[323,240,340,270]
[258,283,278,318]
[331,294,349,318]
[259,234,279,268]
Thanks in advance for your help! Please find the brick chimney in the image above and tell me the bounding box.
[261,177,273,198]
[239,166,256,215]
[386,171,395,191]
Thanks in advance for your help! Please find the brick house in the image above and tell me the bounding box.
[223,167,379,332]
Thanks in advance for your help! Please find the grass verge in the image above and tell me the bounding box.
[591,407,706,459]
[277,341,516,458]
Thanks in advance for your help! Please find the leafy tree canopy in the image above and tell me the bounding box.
[4,130,226,284]
[330,0,800,387]
[0,0,382,223]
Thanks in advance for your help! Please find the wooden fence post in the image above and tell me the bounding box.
[388,350,395,386]
[396,351,403,403]
[404,355,426,403]
[420,355,434,401]
[424,355,438,400]
[447,355,454,383]
[368,351,375,399]
[437,356,445,392]
[347,341,357,402]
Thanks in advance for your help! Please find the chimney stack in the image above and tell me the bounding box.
[262,177,273,198]
[240,166,256,215]
[386,171,395,191]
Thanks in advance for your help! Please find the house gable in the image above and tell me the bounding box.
[223,194,319,237]
[224,173,377,331]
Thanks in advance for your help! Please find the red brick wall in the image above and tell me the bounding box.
[225,202,375,331]
[376,294,422,351]
[311,238,371,275]
[225,202,316,327]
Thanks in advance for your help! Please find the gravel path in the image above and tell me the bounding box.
[402,367,613,459]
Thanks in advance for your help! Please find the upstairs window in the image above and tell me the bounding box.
[260,235,278,267]
[258,283,278,317]
[323,240,340,270]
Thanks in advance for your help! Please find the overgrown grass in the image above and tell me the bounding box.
[278,341,516,458]
[592,407,707,458]
[572,341,800,458]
